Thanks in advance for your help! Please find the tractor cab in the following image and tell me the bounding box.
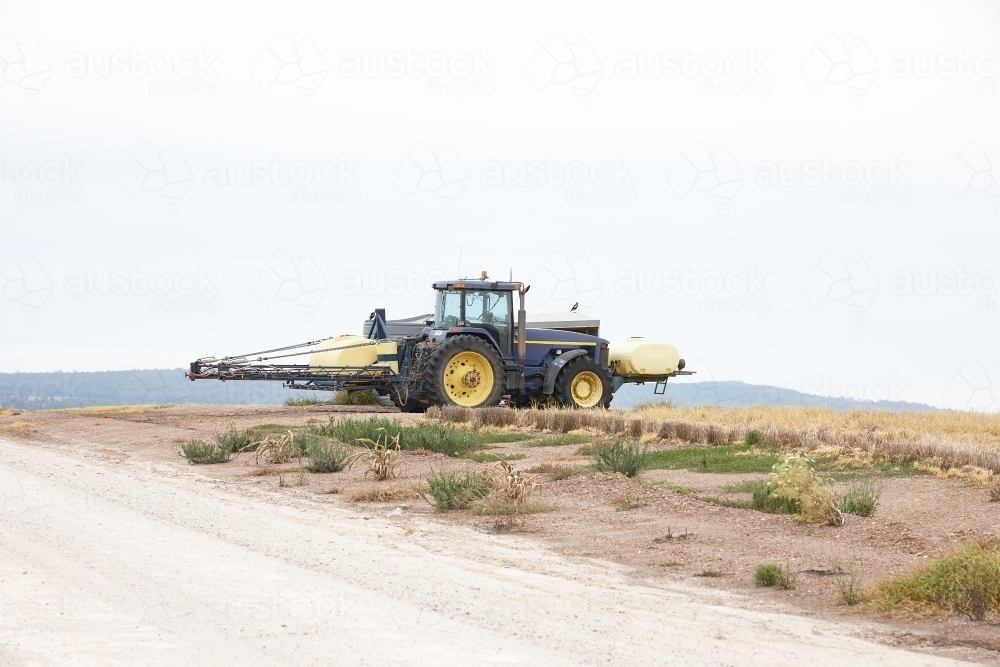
[432,280,517,356]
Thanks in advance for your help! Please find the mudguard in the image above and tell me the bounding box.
[542,349,589,394]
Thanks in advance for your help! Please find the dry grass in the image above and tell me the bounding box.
[62,404,175,414]
[866,541,1000,619]
[350,484,415,503]
[430,405,1000,473]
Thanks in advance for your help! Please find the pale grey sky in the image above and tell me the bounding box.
[1,0,998,410]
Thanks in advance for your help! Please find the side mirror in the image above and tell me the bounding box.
[425,317,434,326]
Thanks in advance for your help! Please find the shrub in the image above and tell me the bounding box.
[332,389,381,406]
[749,480,800,515]
[593,439,649,477]
[867,541,1000,619]
[305,439,357,473]
[423,470,491,510]
[179,439,234,464]
[839,478,882,517]
[754,562,795,589]
[837,571,864,606]
[767,452,843,525]
[215,428,254,453]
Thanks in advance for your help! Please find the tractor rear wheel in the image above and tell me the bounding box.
[554,356,613,409]
[425,335,505,408]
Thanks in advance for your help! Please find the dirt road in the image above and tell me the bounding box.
[0,435,972,667]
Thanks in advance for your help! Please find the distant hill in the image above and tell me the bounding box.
[613,381,935,411]
[0,370,935,412]
[0,369,289,410]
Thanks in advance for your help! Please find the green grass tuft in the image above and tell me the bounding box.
[754,562,795,589]
[593,439,649,477]
[180,439,234,464]
[839,477,882,517]
[423,470,492,510]
[305,439,357,473]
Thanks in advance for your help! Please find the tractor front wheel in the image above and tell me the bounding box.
[554,356,613,409]
[425,335,505,408]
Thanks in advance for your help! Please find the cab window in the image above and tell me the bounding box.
[465,290,512,355]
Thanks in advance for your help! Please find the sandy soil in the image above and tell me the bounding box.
[1,404,997,666]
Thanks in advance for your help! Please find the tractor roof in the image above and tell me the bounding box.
[432,280,518,291]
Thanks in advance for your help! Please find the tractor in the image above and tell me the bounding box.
[187,275,692,410]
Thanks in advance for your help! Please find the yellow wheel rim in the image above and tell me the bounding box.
[571,370,603,408]
[444,351,495,407]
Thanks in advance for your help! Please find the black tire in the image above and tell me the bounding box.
[554,356,613,409]
[425,335,505,408]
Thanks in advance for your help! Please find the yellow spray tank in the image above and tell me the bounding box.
[308,335,399,374]
[608,337,681,376]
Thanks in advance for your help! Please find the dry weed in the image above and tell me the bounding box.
[358,429,401,480]
[246,430,297,465]
[350,484,414,502]
[489,460,539,501]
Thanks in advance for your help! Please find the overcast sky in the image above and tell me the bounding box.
[1,0,998,410]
